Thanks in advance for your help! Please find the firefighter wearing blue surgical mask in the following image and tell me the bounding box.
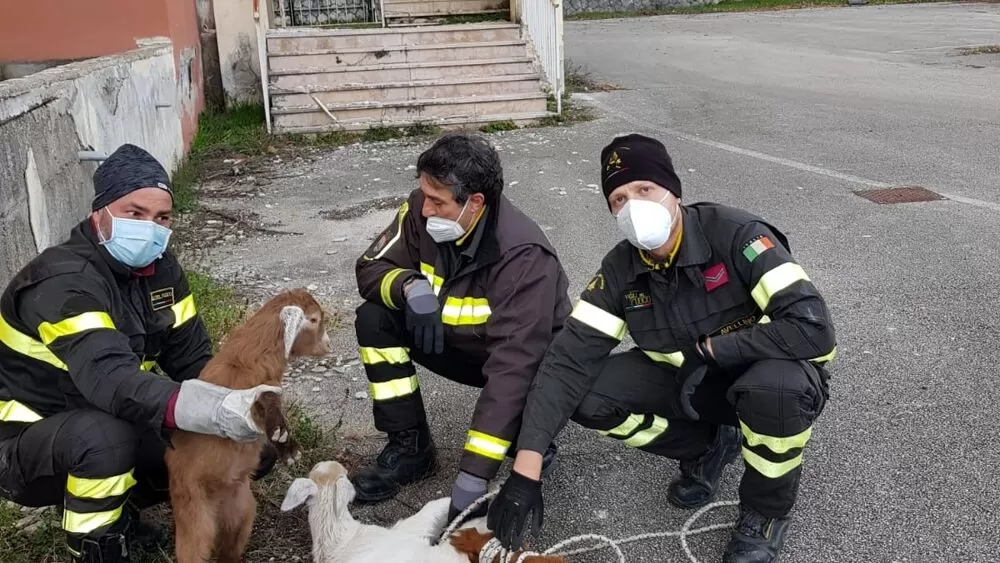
[0,144,280,563]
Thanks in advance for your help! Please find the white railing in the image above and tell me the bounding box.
[518,0,564,114]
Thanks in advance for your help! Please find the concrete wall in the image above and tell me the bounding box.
[214,0,264,104]
[563,0,719,15]
[0,40,186,287]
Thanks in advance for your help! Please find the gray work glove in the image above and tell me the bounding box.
[173,379,282,442]
[404,278,444,355]
[448,470,488,524]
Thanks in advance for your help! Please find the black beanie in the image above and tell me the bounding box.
[600,134,682,208]
[92,144,172,211]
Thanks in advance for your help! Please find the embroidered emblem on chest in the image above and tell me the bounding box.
[623,290,653,312]
[150,288,175,311]
[703,263,729,292]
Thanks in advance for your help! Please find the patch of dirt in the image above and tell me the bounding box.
[319,194,410,221]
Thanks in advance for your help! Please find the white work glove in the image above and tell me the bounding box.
[173,379,281,442]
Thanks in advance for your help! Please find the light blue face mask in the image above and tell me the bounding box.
[98,208,172,269]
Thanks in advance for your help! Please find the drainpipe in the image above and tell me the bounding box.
[553,0,562,115]
[254,0,274,134]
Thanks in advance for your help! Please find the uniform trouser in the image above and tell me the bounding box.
[355,301,486,434]
[571,349,830,518]
[0,409,169,557]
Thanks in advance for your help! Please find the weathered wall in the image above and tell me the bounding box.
[214,0,264,104]
[0,40,186,287]
[563,0,719,15]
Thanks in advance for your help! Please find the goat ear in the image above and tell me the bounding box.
[334,476,356,516]
[280,305,307,358]
[281,477,318,511]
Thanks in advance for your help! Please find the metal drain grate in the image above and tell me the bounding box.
[854,186,945,204]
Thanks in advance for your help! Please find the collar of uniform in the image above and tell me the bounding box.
[81,217,157,279]
[462,198,502,266]
[455,204,488,254]
[627,205,711,280]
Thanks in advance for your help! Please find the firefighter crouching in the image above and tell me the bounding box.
[487,134,837,563]
[350,132,572,522]
[0,144,281,563]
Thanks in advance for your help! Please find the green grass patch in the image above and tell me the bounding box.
[185,271,248,351]
[479,120,520,133]
[957,44,1000,56]
[566,0,948,19]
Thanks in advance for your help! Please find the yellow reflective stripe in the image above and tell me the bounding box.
[642,349,686,368]
[740,420,812,455]
[37,312,115,346]
[360,346,411,365]
[441,297,491,326]
[751,262,810,311]
[624,415,668,447]
[569,300,626,340]
[370,201,409,261]
[599,414,644,438]
[66,471,137,500]
[0,399,43,423]
[0,314,67,370]
[758,315,771,324]
[810,345,837,364]
[380,268,407,310]
[741,447,802,479]
[369,376,419,400]
[419,262,444,296]
[171,294,197,329]
[464,430,511,461]
[141,360,158,371]
[62,506,124,535]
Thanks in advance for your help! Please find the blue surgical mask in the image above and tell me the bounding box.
[98,208,172,268]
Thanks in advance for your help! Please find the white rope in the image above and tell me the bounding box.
[438,490,739,563]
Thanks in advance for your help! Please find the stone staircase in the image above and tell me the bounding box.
[383,0,510,26]
[266,22,552,134]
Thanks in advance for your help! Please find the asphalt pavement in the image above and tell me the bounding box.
[194,3,1000,561]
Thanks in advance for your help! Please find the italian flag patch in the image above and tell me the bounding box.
[742,236,775,262]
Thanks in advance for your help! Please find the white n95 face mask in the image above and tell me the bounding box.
[426,200,469,243]
[616,194,674,251]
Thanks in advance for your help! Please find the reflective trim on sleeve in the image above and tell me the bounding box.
[61,506,125,535]
[750,262,810,311]
[359,346,411,365]
[569,300,626,340]
[0,399,43,423]
[641,349,685,368]
[419,262,444,296]
[380,268,407,310]
[0,313,67,370]
[441,297,491,326]
[464,430,511,461]
[369,375,419,401]
[66,471,138,500]
[38,312,115,346]
[171,294,197,329]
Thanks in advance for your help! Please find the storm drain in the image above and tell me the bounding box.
[853,186,946,204]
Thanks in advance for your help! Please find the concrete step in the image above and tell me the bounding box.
[271,91,549,129]
[273,110,553,134]
[270,74,543,107]
[383,0,509,15]
[268,40,527,70]
[266,22,520,53]
[269,57,537,88]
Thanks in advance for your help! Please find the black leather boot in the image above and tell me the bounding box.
[667,424,741,509]
[351,422,437,504]
[724,504,792,563]
[69,528,131,563]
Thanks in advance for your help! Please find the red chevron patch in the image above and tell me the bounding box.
[703,262,729,292]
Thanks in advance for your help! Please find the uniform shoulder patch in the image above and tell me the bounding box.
[741,235,775,262]
[586,272,606,292]
[150,287,175,311]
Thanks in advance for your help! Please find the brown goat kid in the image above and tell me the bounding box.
[164,289,332,563]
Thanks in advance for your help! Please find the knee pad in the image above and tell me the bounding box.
[571,393,625,431]
[355,301,399,341]
[65,411,137,477]
[727,360,827,437]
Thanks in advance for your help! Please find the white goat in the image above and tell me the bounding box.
[280,460,487,563]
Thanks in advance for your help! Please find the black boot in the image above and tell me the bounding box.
[351,422,437,504]
[69,529,131,563]
[667,424,741,509]
[724,504,792,563]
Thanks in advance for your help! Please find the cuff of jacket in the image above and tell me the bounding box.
[514,429,552,458]
[459,450,504,481]
[383,269,421,310]
[163,388,180,429]
[706,333,744,369]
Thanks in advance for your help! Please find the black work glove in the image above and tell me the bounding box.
[487,470,544,551]
[678,337,718,421]
[404,279,444,355]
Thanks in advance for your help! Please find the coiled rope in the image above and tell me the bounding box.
[438,490,738,563]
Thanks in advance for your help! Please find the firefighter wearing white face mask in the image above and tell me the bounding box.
[488,134,838,563]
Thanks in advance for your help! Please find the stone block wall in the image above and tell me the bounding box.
[563,0,720,16]
[0,39,187,287]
